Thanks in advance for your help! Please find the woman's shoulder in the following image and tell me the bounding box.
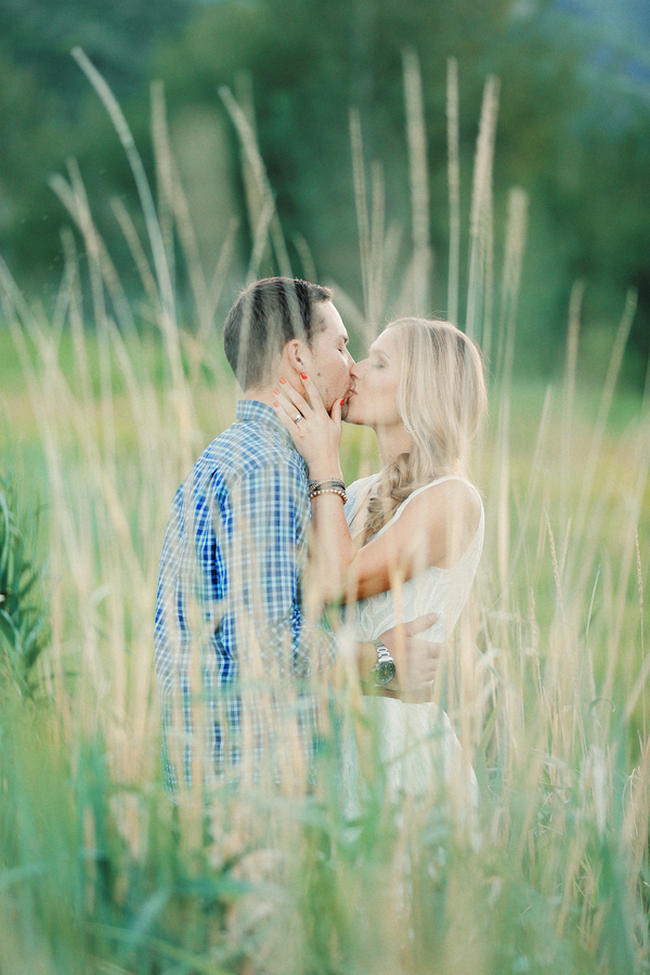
[377,475,483,556]
[394,476,483,569]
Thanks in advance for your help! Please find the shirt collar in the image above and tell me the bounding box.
[236,399,306,463]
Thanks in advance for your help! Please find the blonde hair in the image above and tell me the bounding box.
[363,318,487,543]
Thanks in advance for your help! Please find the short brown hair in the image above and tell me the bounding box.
[223,276,332,389]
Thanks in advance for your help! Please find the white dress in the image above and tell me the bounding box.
[342,473,483,809]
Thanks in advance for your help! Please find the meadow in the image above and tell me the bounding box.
[1,54,649,974]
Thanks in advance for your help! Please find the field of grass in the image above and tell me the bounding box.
[1,56,649,974]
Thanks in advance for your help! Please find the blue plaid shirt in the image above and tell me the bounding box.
[154,399,338,791]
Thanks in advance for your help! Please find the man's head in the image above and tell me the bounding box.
[224,276,353,409]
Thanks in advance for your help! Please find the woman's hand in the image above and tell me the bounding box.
[272,374,344,479]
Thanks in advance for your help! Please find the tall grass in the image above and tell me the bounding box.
[0,50,648,974]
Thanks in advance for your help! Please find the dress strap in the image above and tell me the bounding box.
[372,474,483,539]
[406,474,482,504]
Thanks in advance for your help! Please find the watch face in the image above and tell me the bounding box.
[374,658,396,686]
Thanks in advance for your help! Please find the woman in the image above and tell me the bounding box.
[273,317,487,804]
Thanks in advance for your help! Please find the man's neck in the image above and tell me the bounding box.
[242,387,275,407]
[244,371,305,406]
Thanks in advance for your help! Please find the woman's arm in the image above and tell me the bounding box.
[307,473,480,603]
[340,478,480,600]
[272,376,481,602]
[273,375,358,600]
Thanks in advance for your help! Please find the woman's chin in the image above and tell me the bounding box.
[342,399,365,426]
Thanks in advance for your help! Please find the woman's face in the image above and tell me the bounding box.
[344,328,404,429]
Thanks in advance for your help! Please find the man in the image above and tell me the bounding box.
[154,276,438,792]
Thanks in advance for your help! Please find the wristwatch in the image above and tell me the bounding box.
[370,640,396,686]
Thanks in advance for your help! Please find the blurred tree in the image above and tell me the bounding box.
[0,0,192,104]
[0,48,70,278]
[152,0,649,374]
[0,0,647,380]
[0,0,196,289]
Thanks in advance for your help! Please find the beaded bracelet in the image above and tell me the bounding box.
[309,486,347,503]
[308,478,345,494]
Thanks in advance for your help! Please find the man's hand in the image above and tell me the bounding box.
[379,612,441,695]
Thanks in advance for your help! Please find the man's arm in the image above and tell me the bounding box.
[356,613,441,697]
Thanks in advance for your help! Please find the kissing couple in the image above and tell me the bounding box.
[154,275,486,801]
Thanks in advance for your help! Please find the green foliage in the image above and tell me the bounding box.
[0,469,50,698]
[0,698,244,974]
[0,0,191,102]
[0,0,195,286]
